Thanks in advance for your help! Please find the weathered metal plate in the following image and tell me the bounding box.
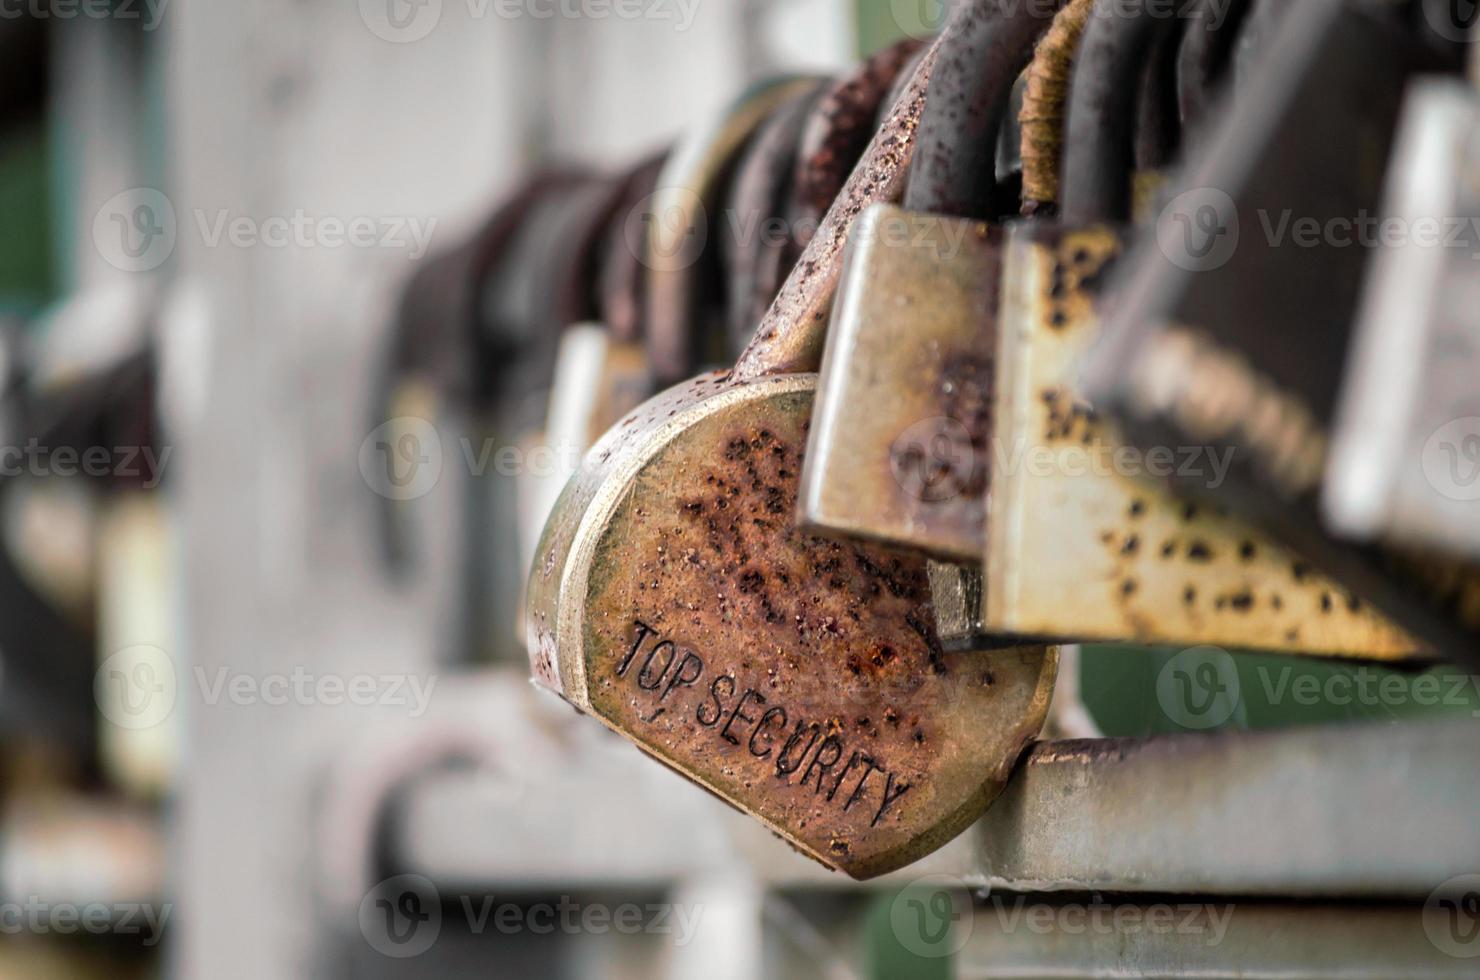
[799,205,999,563]
[528,374,1055,879]
[983,225,1422,659]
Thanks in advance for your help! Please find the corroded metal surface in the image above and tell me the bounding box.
[731,40,940,382]
[787,37,927,265]
[982,224,1422,658]
[528,373,1055,879]
[799,204,999,563]
[526,28,1062,881]
[904,0,1065,219]
[1020,0,1093,213]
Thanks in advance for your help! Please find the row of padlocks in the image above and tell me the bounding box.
[371,0,1480,881]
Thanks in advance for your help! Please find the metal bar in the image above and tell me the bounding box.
[390,671,1480,898]
[959,901,1472,978]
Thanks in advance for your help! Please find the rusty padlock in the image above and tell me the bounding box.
[528,39,1057,880]
[645,76,823,387]
[372,172,584,578]
[798,0,1070,565]
[980,0,1421,659]
[1075,0,1480,663]
[725,40,928,359]
[519,154,673,571]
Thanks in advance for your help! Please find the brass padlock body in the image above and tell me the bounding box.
[800,206,999,563]
[982,222,1422,660]
[528,373,1055,879]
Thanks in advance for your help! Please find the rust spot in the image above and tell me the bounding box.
[1186,541,1213,562]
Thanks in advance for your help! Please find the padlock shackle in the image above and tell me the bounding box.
[1020,0,1095,213]
[597,148,670,348]
[723,80,831,357]
[1060,0,1182,225]
[904,0,1068,219]
[786,36,928,279]
[1177,0,1253,133]
[730,39,940,382]
[644,76,822,386]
